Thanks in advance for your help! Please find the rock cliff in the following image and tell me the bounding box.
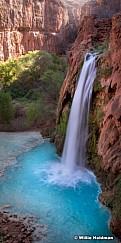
[1,0,121,61]
[0,0,81,61]
[0,0,68,60]
[98,13,121,238]
[53,12,121,239]
[81,0,121,19]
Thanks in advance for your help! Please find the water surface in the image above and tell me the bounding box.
[0,136,117,243]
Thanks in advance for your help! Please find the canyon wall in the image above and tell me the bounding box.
[0,0,68,60]
[81,0,121,19]
[1,0,121,61]
[98,13,121,237]
[53,12,121,239]
[0,0,80,61]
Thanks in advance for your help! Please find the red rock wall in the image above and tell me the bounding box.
[81,0,121,19]
[98,13,121,238]
[1,0,121,61]
[0,0,87,61]
[98,13,121,175]
[0,0,70,61]
[54,12,121,238]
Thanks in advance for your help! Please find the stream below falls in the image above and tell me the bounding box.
[0,132,118,243]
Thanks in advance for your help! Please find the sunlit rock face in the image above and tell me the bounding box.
[0,0,121,61]
[0,0,75,61]
[0,0,69,60]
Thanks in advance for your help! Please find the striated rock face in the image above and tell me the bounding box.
[1,0,121,61]
[54,12,121,239]
[0,0,86,61]
[0,0,69,60]
[97,13,121,238]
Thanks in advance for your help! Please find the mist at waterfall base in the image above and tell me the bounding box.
[0,54,117,242]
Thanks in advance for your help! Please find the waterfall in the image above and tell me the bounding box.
[39,53,97,187]
[61,53,97,173]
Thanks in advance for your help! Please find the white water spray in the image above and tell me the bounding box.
[61,53,97,173]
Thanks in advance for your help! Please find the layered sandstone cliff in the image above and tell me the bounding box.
[0,0,68,60]
[53,12,121,239]
[0,0,82,61]
[1,0,121,61]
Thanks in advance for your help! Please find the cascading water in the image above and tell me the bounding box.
[36,53,98,187]
[62,53,97,173]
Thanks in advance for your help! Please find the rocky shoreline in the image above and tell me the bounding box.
[0,206,47,243]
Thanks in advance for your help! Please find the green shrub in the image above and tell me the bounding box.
[25,89,41,101]
[6,83,26,99]
[0,59,20,87]
[0,92,14,123]
[26,98,45,126]
[93,39,110,52]
[26,102,38,126]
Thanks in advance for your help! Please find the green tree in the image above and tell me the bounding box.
[0,59,20,87]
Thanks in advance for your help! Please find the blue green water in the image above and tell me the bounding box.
[0,140,117,243]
